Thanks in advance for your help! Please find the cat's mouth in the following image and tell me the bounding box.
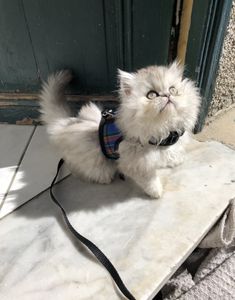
[160,100,175,112]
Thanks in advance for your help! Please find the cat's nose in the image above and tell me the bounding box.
[162,93,170,99]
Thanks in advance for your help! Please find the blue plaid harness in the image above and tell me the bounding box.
[99,109,123,160]
[98,109,184,160]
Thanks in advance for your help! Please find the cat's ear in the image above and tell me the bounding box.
[118,69,135,96]
[169,60,184,79]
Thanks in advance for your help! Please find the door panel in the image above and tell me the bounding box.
[0,0,175,94]
[21,0,110,93]
[0,1,39,91]
[132,0,175,69]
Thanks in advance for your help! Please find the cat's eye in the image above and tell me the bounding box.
[169,86,178,95]
[146,90,159,99]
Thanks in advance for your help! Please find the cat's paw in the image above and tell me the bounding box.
[145,177,163,199]
[99,177,113,184]
[94,173,114,184]
[166,155,184,168]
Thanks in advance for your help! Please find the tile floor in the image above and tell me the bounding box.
[0,125,34,210]
[0,125,69,218]
[1,123,235,300]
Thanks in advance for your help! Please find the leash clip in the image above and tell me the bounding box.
[102,109,115,119]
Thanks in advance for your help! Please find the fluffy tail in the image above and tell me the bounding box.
[39,70,72,124]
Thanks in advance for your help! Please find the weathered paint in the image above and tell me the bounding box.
[0,95,118,124]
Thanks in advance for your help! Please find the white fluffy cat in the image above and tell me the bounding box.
[40,62,201,198]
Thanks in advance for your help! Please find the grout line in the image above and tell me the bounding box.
[1,174,71,219]
[20,0,41,81]
[0,125,37,210]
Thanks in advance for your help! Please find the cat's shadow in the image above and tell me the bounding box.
[13,171,152,265]
[13,169,150,220]
[52,173,147,213]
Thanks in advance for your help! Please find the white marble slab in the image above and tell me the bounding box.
[0,140,235,300]
[0,125,34,209]
[0,126,69,219]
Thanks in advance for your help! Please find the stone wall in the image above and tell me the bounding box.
[208,1,235,117]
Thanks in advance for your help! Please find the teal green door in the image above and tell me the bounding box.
[1,0,231,126]
[0,0,175,94]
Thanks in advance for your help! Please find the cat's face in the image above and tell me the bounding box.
[118,62,201,137]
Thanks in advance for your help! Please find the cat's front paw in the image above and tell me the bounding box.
[145,177,163,199]
[166,155,184,168]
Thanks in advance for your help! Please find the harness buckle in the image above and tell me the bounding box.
[102,109,115,119]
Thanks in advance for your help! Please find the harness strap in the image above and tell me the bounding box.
[99,109,185,160]
[99,109,123,160]
[50,159,136,300]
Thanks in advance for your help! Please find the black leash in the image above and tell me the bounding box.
[50,159,136,300]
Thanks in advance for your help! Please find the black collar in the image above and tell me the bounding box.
[149,131,185,147]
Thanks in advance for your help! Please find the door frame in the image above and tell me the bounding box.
[185,0,233,132]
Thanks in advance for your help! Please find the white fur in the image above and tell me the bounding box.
[39,63,201,198]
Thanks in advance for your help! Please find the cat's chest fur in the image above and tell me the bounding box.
[118,134,187,170]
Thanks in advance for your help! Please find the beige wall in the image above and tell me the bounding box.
[208,1,235,117]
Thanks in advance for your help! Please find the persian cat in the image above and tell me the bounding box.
[40,62,201,198]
